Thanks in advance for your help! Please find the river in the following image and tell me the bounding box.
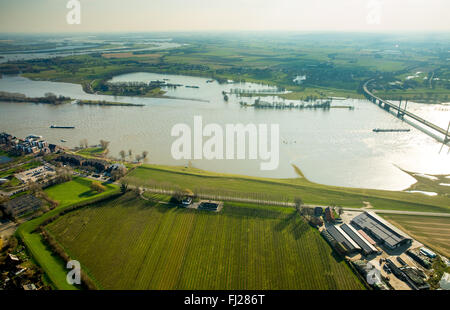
[0,73,449,190]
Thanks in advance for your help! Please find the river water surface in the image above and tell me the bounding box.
[0,73,449,190]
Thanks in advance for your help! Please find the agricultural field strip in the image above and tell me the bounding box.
[46,194,364,290]
[15,177,120,290]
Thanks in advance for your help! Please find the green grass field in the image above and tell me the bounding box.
[75,147,105,157]
[124,165,450,214]
[16,177,119,290]
[45,192,364,290]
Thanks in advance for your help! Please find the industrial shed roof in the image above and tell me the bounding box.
[326,225,361,252]
[341,224,378,255]
[351,212,411,249]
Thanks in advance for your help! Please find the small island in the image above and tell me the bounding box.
[74,99,144,107]
[0,91,143,107]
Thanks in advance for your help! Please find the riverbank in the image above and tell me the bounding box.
[74,99,144,107]
[0,91,144,107]
[124,164,450,214]
[0,91,71,104]
[7,51,366,101]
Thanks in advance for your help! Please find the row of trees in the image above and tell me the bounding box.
[0,91,70,105]
[123,176,296,205]
[119,149,149,163]
[40,229,97,290]
[241,98,332,109]
[77,140,149,164]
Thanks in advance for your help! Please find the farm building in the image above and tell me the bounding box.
[351,211,412,250]
[197,200,223,212]
[406,250,431,269]
[420,247,436,259]
[324,207,335,222]
[320,229,335,245]
[314,207,323,217]
[358,229,376,246]
[341,224,378,255]
[326,225,361,254]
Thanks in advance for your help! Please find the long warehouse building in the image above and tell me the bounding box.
[351,211,412,250]
[326,225,361,254]
[341,224,378,255]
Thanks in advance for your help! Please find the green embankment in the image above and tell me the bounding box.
[46,192,364,290]
[75,147,105,157]
[125,164,450,214]
[15,177,119,290]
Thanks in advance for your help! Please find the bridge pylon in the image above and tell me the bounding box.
[397,100,405,119]
[445,121,450,144]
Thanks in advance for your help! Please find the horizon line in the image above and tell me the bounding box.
[1,30,450,35]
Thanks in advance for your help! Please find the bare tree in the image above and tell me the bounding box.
[55,166,73,183]
[142,151,149,163]
[99,140,110,150]
[128,149,133,159]
[119,150,126,161]
[294,197,303,214]
[111,166,127,181]
[0,194,9,205]
[28,181,42,194]
[80,138,88,149]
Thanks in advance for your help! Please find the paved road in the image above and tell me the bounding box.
[429,71,434,89]
[136,186,450,217]
[340,207,450,217]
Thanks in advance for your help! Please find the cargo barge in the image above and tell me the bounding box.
[373,128,410,133]
[50,125,75,129]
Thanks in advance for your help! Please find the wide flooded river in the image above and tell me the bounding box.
[0,73,449,190]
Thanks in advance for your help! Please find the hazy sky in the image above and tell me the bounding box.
[0,0,449,33]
